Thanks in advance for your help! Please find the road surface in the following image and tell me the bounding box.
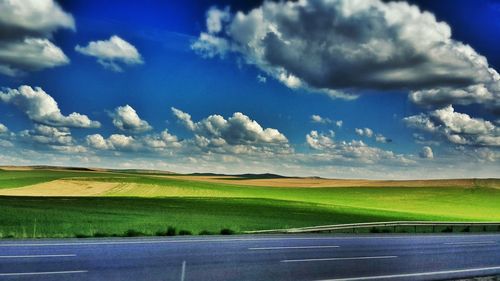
[0,233,499,281]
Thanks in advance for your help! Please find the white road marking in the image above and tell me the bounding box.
[180,260,186,281]
[0,234,498,247]
[0,237,342,247]
[0,270,87,277]
[444,241,496,245]
[315,265,500,281]
[281,255,397,263]
[249,245,340,250]
[0,254,76,258]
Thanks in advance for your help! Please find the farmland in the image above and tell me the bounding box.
[0,167,499,238]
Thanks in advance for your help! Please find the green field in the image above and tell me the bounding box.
[0,169,499,238]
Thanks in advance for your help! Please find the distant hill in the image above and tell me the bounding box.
[0,165,177,175]
[189,172,289,179]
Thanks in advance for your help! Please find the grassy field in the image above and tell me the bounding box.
[0,168,499,238]
[0,196,437,238]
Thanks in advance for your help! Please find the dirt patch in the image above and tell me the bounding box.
[0,180,121,196]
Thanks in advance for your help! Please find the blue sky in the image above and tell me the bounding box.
[0,0,498,178]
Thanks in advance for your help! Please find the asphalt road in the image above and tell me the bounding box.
[0,233,499,281]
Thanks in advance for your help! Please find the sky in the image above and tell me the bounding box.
[0,0,499,179]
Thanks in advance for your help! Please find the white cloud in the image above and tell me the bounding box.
[206,6,230,34]
[306,130,410,165]
[76,35,143,72]
[20,124,73,145]
[191,32,230,59]
[86,130,181,152]
[111,105,152,133]
[87,134,139,151]
[0,38,69,76]
[0,0,74,76]
[0,85,100,128]
[108,134,137,150]
[404,114,438,133]
[0,123,7,134]
[375,134,391,143]
[305,130,335,150]
[172,107,287,145]
[409,84,496,109]
[51,145,87,154]
[311,115,330,124]
[86,134,111,150]
[193,0,500,107]
[419,146,434,159]
[404,105,499,146]
[257,74,267,83]
[311,114,342,127]
[432,106,495,135]
[0,0,74,32]
[171,107,195,130]
[171,107,290,156]
[142,130,181,149]
[355,128,374,138]
[0,139,13,147]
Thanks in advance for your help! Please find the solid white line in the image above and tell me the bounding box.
[315,265,500,281]
[0,234,499,247]
[0,237,348,247]
[0,254,76,258]
[281,255,397,263]
[250,245,340,250]
[0,270,87,277]
[444,241,496,245]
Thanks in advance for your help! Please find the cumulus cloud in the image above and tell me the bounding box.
[75,35,143,72]
[192,0,500,108]
[0,0,74,76]
[0,85,101,128]
[171,107,290,156]
[355,128,374,138]
[0,0,74,32]
[142,130,182,149]
[404,105,499,146]
[107,134,137,150]
[0,123,7,134]
[311,115,330,124]
[0,139,13,147]
[86,134,111,150]
[111,105,152,133]
[20,124,73,146]
[206,6,230,34]
[172,107,287,145]
[0,38,69,76]
[50,145,87,154]
[375,134,392,143]
[311,115,343,127]
[409,84,497,109]
[306,130,410,165]
[419,146,434,159]
[86,133,138,151]
[86,130,181,152]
